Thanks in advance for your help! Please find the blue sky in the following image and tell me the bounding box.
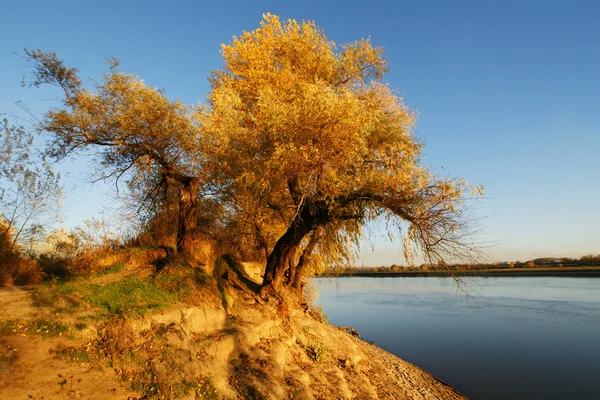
[1,0,599,264]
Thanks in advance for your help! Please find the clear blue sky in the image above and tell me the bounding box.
[1,0,599,264]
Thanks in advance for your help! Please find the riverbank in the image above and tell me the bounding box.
[0,249,465,399]
[330,266,600,278]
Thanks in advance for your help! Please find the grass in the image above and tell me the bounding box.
[85,277,176,317]
[90,261,126,277]
[0,317,69,338]
[31,276,177,318]
[196,377,219,400]
[153,267,205,296]
[31,279,80,307]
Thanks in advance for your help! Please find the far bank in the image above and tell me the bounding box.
[326,266,600,278]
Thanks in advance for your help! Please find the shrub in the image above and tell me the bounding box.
[306,342,327,362]
[0,222,42,286]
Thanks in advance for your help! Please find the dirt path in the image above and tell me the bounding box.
[0,286,37,319]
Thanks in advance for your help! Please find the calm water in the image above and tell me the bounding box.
[315,277,600,400]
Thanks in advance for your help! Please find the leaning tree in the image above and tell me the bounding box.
[200,14,483,294]
[25,50,208,254]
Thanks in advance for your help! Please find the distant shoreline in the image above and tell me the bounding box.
[323,267,600,278]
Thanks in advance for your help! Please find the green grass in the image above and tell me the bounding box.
[31,279,80,307]
[85,277,177,317]
[31,276,177,318]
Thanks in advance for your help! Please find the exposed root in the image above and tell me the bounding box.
[259,283,284,304]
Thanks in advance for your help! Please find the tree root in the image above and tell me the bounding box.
[259,283,284,304]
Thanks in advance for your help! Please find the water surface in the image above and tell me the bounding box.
[315,277,600,400]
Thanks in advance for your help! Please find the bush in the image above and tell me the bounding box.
[0,222,42,286]
[36,253,70,279]
[0,254,42,286]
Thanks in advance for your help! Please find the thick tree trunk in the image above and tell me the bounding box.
[262,209,316,289]
[176,178,200,254]
[291,228,321,288]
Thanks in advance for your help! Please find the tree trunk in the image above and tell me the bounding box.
[291,227,321,288]
[262,209,316,289]
[176,178,200,254]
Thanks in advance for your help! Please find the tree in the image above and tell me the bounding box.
[201,15,483,294]
[24,50,208,254]
[0,118,62,253]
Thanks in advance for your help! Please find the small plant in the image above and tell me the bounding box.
[57,374,68,391]
[306,342,327,362]
[51,344,91,363]
[0,344,18,368]
[74,322,87,330]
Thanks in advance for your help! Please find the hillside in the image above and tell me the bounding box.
[0,248,464,399]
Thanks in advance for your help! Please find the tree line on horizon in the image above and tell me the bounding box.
[321,254,600,275]
[1,15,484,296]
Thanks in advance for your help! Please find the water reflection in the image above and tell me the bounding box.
[315,277,600,400]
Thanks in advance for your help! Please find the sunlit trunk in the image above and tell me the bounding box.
[262,209,316,289]
[291,228,320,288]
[177,178,200,254]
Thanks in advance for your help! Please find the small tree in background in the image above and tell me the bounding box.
[0,118,62,253]
[0,118,61,285]
[24,51,209,254]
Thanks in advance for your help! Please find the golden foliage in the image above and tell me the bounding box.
[25,16,483,288]
[201,14,483,278]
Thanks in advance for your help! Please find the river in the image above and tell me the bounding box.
[315,276,600,400]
